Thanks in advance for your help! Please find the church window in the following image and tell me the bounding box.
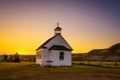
[59,52,64,60]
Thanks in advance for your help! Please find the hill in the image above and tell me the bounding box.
[88,43,120,56]
[85,43,120,61]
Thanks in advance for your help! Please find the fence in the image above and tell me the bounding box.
[73,61,120,68]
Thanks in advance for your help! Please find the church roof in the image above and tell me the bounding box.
[36,33,73,51]
[36,34,56,50]
[49,45,72,51]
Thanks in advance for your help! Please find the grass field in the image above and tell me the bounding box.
[0,62,120,80]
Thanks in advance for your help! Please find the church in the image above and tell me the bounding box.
[36,23,73,66]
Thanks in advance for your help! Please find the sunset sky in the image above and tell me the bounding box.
[0,0,120,55]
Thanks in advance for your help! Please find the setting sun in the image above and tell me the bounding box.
[17,50,27,55]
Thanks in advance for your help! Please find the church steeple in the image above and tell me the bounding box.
[54,22,62,35]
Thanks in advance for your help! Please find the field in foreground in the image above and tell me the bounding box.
[0,62,120,80]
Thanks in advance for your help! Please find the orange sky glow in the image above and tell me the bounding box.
[0,0,120,55]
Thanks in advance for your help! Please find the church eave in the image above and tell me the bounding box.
[48,45,72,51]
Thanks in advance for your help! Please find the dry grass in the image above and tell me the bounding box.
[0,62,120,80]
[73,61,120,68]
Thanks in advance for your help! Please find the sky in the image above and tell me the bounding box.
[0,0,120,55]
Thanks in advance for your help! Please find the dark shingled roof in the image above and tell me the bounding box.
[49,45,72,51]
[36,33,73,51]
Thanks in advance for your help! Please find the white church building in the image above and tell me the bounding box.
[36,23,73,66]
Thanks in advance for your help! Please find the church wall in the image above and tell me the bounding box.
[36,49,72,66]
[36,49,42,65]
[41,49,51,66]
[50,50,72,66]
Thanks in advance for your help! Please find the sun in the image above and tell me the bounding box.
[17,50,27,55]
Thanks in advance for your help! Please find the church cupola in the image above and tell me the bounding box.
[54,23,62,35]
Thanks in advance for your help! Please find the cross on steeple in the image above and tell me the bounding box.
[57,22,59,27]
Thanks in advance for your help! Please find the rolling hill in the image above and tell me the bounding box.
[88,43,120,56]
[73,43,120,61]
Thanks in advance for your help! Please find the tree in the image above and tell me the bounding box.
[13,52,20,62]
[3,53,8,61]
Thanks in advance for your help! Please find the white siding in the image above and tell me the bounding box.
[36,49,42,65]
[41,49,51,66]
[48,50,71,66]
[44,34,71,50]
[36,49,72,66]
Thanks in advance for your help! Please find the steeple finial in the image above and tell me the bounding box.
[54,23,62,35]
[57,22,59,27]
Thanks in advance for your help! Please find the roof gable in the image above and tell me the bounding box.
[36,33,73,51]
